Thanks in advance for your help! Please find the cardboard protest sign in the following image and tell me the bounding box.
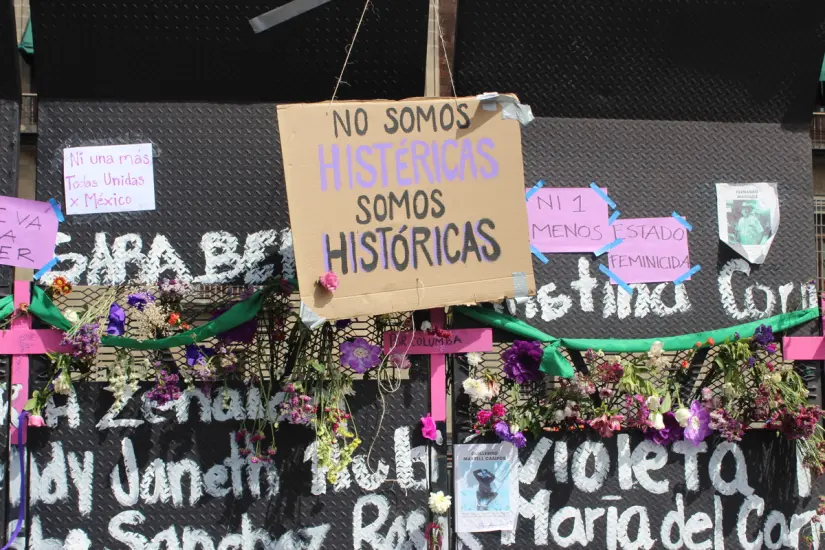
[526,187,610,253]
[63,143,155,215]
[277,96,535,319]
[0,196,59,269]
[607,217,691,284]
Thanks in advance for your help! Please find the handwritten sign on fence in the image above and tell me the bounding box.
[527,187,610,253]
[0,196,59,269]
[63,143,156,215]
[277,96,536,319]
[607,217,691,283]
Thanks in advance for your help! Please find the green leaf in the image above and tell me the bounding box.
[310,361,326,373]
[661,392,672,413]
[23,397,39,412]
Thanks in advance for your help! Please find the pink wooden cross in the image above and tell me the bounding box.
[383,308,493,421]
[0,281,70,443]
[782,298,825,361]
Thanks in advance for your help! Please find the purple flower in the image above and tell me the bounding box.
[106,303,126,336]
[493,420,511,441]
[127,292,155,311]
[186,344,214,367]
[511,432,527,449]
[645,412,684,446]
[146,370,181,405]
[340,338,382,374]
[501,340,544,384]
[683,401,712,445]
[752,324,774,349]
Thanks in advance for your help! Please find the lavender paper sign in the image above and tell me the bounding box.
[607,217,691,284]
[0,196,59,269]
[526,187,610,253]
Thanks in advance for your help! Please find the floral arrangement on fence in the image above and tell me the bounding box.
[22,276,409,482]
[465,325,825,474]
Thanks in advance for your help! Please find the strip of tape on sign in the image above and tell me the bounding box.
[34,257,59,280]
[48,199,64,222]
[599,264,632,295]
[674,265,701,285]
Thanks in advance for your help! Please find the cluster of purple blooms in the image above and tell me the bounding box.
[280,384,315,425]
[127,292,156,311]
[62,323,102,362]
[501,340,543,384]
[145,368,182,405]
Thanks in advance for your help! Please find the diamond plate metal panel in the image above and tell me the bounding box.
[35,101,290,281]
[0,100,18,290]
[31,0,429,102]
[511,117,817,341]
[27,368,430,548]
[453,0,825,122]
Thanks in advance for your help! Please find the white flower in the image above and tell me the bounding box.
[420,321,432,331]
[646,395,661,411]
[771,373,782,384]
[553,410,565,423]
[64,309,80,325]
[429,491,452,514]
[722,382,738,398]
[563,407,573,418]
[647,341,664,359]
[649,412,665,431]
[510,424,520,434]
[466,352,483,367]
[674,407,690,428]
[463,378,498,404]
[53,371,72,396]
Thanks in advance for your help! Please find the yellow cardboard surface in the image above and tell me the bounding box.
[277,96,536,319]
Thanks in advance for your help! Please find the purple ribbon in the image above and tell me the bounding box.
[2,411,28,549]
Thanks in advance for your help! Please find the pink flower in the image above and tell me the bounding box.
[28,415,46,427]
[476,409,492,425]
[389,354,412,369]
[589,414,624,438]
[318,271,340,292]
[421,414,438,441]
[491,403,507,419]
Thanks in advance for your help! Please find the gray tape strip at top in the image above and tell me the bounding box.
[249,0,334,33]
[476,92,535,126]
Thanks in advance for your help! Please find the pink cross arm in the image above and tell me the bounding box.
[429,309,448,422]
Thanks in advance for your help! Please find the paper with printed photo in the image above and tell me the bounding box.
[716,183,779,264]
[455,443,519,533]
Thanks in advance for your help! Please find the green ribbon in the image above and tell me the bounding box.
[456,305,820,378]
[28,286,266,350]
[0,295,14,321]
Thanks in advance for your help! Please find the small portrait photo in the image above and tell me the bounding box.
[725,200,771,246]
[459,462,511,512]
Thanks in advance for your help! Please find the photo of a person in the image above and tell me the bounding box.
[472,469,498,511]
[726,200,769,245]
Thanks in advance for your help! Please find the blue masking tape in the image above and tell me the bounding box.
[48,198,64,222]
[589,182,616,209]
[34,257,59,280]
[608,210,621,226]
[595,238,623,257]
[530,245,549,264]
[525,180,545,201]
[599,264,633,294]
[674,265,701,285]
[672,212,692,231]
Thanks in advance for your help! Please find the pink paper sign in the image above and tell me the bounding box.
[383,328,493,355]
[526,187,610,253]
[607,217,691,284]
[0,196,59,269]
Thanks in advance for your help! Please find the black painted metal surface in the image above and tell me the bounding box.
[457,432,825,550]
[30,0,429,102]
[453,0,825,123]
[27,368,430,548]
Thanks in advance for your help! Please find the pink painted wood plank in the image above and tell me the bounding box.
[429,308,447,422]
[0,329,71,355]
[783,336,825,360]
[10,280,31,443]
[383,328,493,355]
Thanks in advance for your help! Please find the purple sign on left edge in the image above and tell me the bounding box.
[0,196,59,269]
